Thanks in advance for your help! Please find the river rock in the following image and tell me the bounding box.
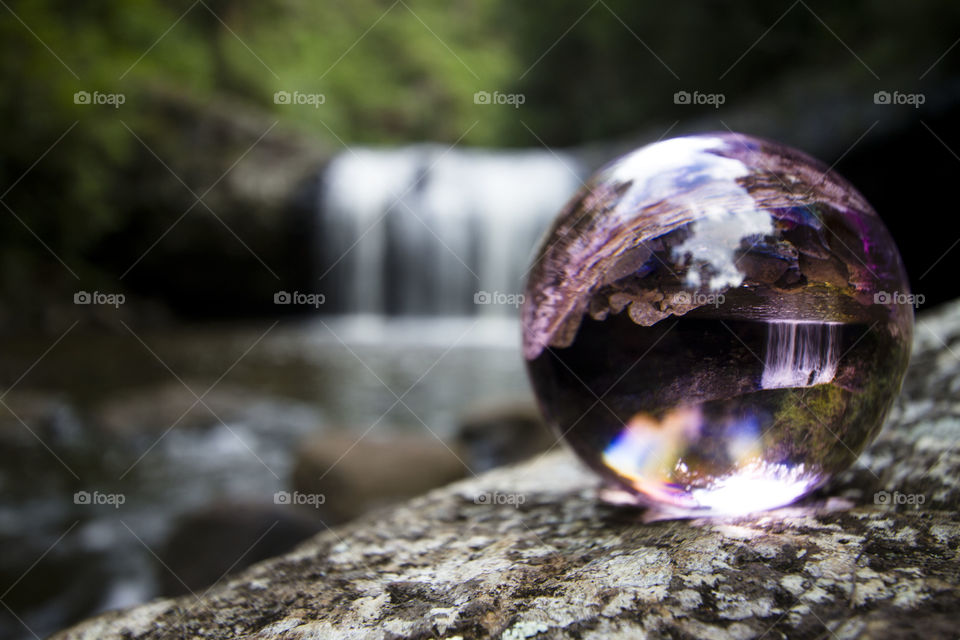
[292,433,468,523]
[92,382,321,440]
[155,502,326,597]
[455,398,554,471]
[53,300,960,639]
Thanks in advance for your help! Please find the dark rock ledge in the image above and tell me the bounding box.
[54,301,960,639]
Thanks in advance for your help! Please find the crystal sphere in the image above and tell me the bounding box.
[522,133,913,517]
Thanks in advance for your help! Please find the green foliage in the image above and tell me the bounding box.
[1,0,959,316]
[0,0,521,312]
[495,0,960,145]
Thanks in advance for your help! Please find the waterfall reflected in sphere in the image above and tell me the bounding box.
[522,133,913,518]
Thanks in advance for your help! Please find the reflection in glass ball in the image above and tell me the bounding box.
[522,133,913,517]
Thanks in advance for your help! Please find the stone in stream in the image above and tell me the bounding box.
[454,398,555,472]
[52,300,960,639]
[292,433,468,523]
[0,390,81,450]
[92,383,319,438]
[155,502,327,597]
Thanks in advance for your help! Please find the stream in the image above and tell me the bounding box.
[0,315,529,639]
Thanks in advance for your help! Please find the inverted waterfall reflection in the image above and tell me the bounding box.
[761,321,841,389]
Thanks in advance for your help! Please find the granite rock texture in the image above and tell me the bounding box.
[54,301,960,640]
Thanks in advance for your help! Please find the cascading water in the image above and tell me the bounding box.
[318,145,585,316]
[760,321,841,389]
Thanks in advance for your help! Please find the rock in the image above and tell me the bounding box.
[155,502,326,597]
[0,390,81,446]
[91,383,321,440]
[53,300,960,639]
[292,433,468,523]
[0,391,85,493]
[0,534,111,640]
[93,383,255,437]
[455,398,554,472]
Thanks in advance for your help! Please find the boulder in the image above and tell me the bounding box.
[155,502,326,597]
[53,300,960,639]
[292,433,468,523]
[455,398,554,472]
[92,383,319,438]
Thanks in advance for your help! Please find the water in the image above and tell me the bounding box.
[0,142,587,638]
[0,316,529,639]
[761,321,840,390]
[319,145,585,315]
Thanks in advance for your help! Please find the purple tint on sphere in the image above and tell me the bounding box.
[522,133,913,518]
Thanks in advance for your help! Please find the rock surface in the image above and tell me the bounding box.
[293,433,468,523]
[155,502,326,598]
[54,301,960,639]
[455,398,554,472]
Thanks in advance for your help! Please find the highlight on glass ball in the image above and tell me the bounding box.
[522,133,914,518]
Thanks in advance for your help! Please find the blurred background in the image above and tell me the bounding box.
[1,1,959,637]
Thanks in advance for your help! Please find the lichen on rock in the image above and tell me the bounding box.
[54,301,960,639]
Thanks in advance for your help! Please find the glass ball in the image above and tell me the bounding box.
[522,133,913,517]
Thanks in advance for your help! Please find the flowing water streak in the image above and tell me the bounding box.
[761,321,840,389]
[319,146,584,315]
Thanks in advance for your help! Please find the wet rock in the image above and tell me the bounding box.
[92,383,321,439]
[155,502,326,597]
[0,534,111,640]
[292,433,467,523]
[0,391,85,493]
[94,383,250,436]
[455,398,554,471]
[0,390,81,447]
[53,300,960,639]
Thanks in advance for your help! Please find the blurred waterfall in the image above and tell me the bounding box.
[318,145,585,315]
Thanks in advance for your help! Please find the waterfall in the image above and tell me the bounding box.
[318,145,584,315]
[761,321,840,389]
